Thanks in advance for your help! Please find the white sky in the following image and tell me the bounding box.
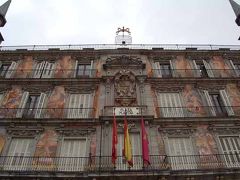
[1,0,240,45]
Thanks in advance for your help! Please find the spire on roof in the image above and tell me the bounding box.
[0,0,11,17]
[229,0,240,16]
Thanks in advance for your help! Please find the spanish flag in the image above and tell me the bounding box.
[123,112,133,166]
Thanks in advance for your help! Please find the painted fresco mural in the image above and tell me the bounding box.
[0,127,6,154]
[46,86,66,118]
[145,60,153,77]
[226,83,240,115]
[93,86,99,118]
[96,60,102,78]
[195,125,219,168]
[0,86,23,118]
[14,56,34,78]
[54,56,75,78]
[182,85,206,117]
[174,56,193,77]
[33,129,58,169]
[211,56,233,77]
[89,133,97,167]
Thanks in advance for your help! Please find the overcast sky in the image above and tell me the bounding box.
[1,0,240,46]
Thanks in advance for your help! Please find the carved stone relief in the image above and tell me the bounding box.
[114,70,137,106]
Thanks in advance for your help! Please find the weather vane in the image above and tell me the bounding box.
[116,26,131,36]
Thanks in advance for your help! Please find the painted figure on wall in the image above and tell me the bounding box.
[0,128,6,154]
[226,83,240,115]
[46,86,66,118]
[0,86,22,118]
[211,56,233,77]
[14,56,34,78]
[182,85,206,117]
[195,125,219,168]
[33,129,58,168]
[175,56,193,77]
[54,56,74,78]
[195,126,218,155]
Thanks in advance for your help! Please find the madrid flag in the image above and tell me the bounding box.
[112,111,118,165]
[141,117,150,165]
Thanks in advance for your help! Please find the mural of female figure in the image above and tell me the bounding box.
[34,130,58,166]
[46,86,66,118]
[54,56,73,78]
[212,56,232,77]
[226,84,240,115]
[15,56,34,78]
[175,56,193,77]
[195,126,219,168]
[0,86,22,118]
[182,85,206,117]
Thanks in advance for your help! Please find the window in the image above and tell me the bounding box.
[196,62,208,78]
[219,136,240,167]
[157,92,184,117]
[160,62,172,78]
[58,138,87,171]
[0,64,10,78]
[209,93,227,116]
[23,95,40,118]
[166,137,196,170]
[76,64,91,77]
[67,94,92,118]
[5,138,33,170]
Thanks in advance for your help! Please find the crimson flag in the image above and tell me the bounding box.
[141,117,150,165]
[112,111,118,165]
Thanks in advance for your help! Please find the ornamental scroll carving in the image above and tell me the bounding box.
[114,70,137,106]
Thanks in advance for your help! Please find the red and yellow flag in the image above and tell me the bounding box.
[123,113,133,166]
[112,111,118,165]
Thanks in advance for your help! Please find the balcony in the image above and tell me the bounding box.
[0,69,97,79]
[157,106,240,118]
[152,69,239,78]
[0,108,95,119]
[0,154,239,174]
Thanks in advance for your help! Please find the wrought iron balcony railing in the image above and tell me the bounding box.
[152,69,239,78]
[0,44,240,51]
[0,108,95,119]
[0,153,239,173]
[157,106,240,118]
[0,69,97,79]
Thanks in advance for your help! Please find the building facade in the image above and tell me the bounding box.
[0,44,239,179]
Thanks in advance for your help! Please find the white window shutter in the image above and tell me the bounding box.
[0,93,4,106]
[154,62,162,77]
[73,60,78,78]
[0,61,2,69]
[170,60,177,77]
[89,60,93,77]
[42,62,55,78]
[191,60,201,77]
[5,61,18,78]
[229,60,240,77]
[16,92,29,118]
[219,89,235,116]
[34,93,47,118]
[202,90,216,116]
[203,60,214,78]
[33,61,45,78]
[67,94,75,118]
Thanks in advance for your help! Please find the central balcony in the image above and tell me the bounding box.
[0,154,239,174]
